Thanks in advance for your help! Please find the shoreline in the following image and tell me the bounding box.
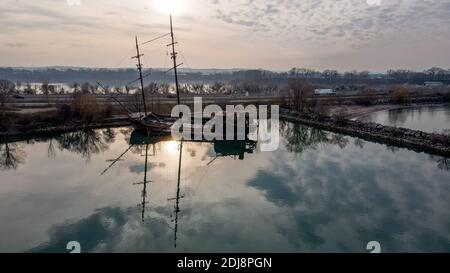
[281,109,450,158]
[0,118,130,143]
[2,104,450,158]
[335,102,450,119]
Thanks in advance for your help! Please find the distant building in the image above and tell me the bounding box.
[314,89,336,96]
[424,81,444,87]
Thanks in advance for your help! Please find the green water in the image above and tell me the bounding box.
[0,122,449,253]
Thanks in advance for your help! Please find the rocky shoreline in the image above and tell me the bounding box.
[0,117,130,143]
[280,109,450,157]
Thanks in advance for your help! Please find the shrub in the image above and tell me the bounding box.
[57,104,73,123]
[311,99,330,119]
[443,92,450,102]
[332,107,348,124]
[72,94,105,123]
[356,89,377,105]
[390,86,411,104]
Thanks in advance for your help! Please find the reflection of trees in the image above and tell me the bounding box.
[0,142,26,170]
[55,129,112,161]
[102,129,116,144]
[354,138,365,149]
[430,155,450,172]
[120,128,133,143]
[281,122,349,153]
[437,158,450,171]
[47,139,56,159]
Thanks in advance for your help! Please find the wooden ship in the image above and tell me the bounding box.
[126,16,253,139]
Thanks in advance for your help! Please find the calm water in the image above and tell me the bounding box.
[359,105,450,133]
[0,123,450,253]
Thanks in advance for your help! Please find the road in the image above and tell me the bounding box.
[7,94,285,107]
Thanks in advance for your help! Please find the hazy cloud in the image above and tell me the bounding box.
[0,0,449,70]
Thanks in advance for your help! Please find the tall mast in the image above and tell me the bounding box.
[132,36,148,115]
[169,15,181,105]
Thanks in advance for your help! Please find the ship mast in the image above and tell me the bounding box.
[169,15,181,105]
[132,36,148,115]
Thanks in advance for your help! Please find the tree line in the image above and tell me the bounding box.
[1,67,449,88]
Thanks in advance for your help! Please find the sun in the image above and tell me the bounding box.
[164,141,180,154]
[153,0,187,15]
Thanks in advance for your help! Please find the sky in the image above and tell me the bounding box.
[0,0,449,72]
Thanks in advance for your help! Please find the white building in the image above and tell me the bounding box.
[314,89,336,96]
[424,81,444,87]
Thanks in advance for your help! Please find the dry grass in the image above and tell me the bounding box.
[72,94,107,123]
[390,86,411,104]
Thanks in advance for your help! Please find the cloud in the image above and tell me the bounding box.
[211,0,450,46]
[5,42,28,48]
[0,0,449,70]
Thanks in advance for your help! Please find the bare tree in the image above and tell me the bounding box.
[288,78,314,112]
[41,80,51,104]
[0,79,14,108]
[23,83,35,95]
[211,82,225,94]
[81,82,91,94]
[71,82,80,93]
[323,69,339,82]
[192,83,205,94]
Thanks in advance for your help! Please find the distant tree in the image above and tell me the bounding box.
[81,82,91,94]
[358,71,370,81]
[41,80,50,104]
[211,82,225,94]
[192,83,205,94]
[323,69,339,82]
[112,86,123,94]
[145,82,158,112]
[48,85,57,95]
[72,82,80,93]
[425,67,447,81]
[290,68,316,78]
[15,81,22,93]
[125,86,131,95]
[344,70,358,83]
[158,83,170,94]
[102,85,111,95]
[23,83,35,95]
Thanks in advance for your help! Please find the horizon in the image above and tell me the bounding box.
[1,0,450,71]
[1,66,448,75]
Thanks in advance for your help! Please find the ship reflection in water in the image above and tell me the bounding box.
[0,123,450,253]
[102,129,258,249]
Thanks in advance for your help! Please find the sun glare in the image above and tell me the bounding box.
[153,0,187,15]
[164,141,180,154]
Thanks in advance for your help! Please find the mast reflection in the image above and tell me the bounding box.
[101,129,257,248]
